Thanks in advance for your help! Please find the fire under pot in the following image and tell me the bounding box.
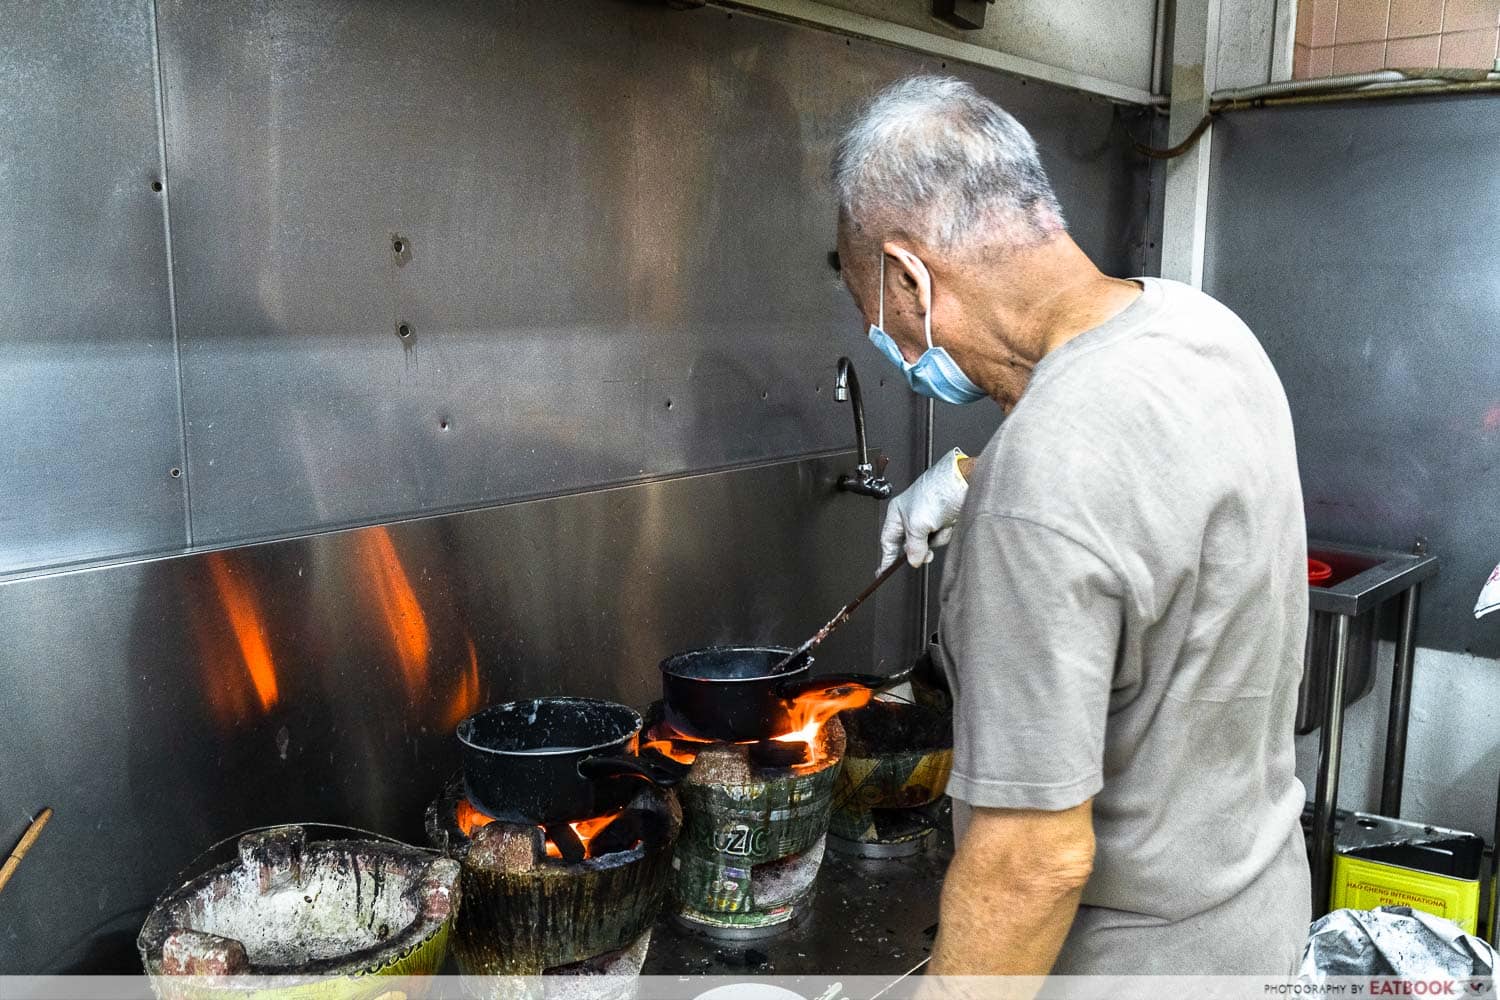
[425,774,681,981]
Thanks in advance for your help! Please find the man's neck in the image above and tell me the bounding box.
[955,235,1143,408]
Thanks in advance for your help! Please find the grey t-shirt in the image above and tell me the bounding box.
[938,277,1311,974]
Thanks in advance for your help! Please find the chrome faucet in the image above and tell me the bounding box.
[834,357,893,499]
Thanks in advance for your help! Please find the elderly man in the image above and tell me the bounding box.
[833,77,1311,976]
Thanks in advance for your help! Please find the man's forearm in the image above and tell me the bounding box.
[929,862,1085,976]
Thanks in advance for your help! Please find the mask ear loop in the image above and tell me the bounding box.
[876,252,885,330]
[916,259,935,350]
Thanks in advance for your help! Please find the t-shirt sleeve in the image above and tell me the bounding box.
[941,512,1123,812]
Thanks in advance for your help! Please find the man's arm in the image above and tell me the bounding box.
[931,800,1096,975]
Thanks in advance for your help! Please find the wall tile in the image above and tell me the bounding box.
[1310,45,1337,74]
[1385,32,1443,63]
[1442,0,1500,31]
[1294,42,1314,77]
[1388,0,1446,36]
[1438,26,1500,63]
[1336,0,1392,42]
[1334,39,1391,70]
[1312,0,1341,46]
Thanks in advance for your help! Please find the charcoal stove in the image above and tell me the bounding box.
[828,699,952,859]
[642,701,845,940]
[137,825,459,994]
[425,773,680,986]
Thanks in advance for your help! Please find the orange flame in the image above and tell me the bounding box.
[773,682,872,754]
[205,554,279,712]
[645,681,867,771]
[442,637,483,730]
[455,799,629,860]
[354,528,430,697]
[642,729,715,766]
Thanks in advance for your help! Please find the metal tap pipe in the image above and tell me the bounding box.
[835,357,871,471]
[835,358,893,500]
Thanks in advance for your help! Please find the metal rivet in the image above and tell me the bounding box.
[170,467,181,478]
[151,180,163,192]
[397,322,412,339]
[665,400,674,410]
[439,419,450,431]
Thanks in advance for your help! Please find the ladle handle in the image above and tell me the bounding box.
[772,558,908,673]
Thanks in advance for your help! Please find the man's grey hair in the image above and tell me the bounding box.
[833,75,1065,252]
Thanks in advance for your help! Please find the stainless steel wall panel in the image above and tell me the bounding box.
[0,454,878,972]
[155,0,1154,551]
[1203,94,1500,657]
[0,1,185,574]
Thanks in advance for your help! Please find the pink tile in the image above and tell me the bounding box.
[1297,0,1314,44]
[1443,0,1500,31]
[1335,0,1392,42]
[1438,26,1500,64]
[1294,43,1314,77]
[1333,39,1390,70]
[1312,0,1341,46]
[1385,32,1443,64]
[1388,0,1445,36]
[1310,45,1337,75]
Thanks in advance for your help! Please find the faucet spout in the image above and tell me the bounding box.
[834,357,892,500]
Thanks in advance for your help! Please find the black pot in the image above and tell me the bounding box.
[659,645,900,742]
[457,697,682,826]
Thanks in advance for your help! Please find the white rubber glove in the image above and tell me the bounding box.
[878,447,970,573]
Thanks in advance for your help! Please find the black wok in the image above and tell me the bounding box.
[457,697,683,826]
[659,645,907,742]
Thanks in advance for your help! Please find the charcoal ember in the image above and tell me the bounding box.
[749,741,808,769]
[588,811,642,857]
[545,822,586,864]
[160,929,250,975]
[590,808,676,857]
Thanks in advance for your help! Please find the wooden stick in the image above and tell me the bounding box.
[0,807,53,895]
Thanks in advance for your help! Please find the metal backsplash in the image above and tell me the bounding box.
[0,1,187,572]
[4,0,1152,578]
[0,453,883,972]
[1203,94,1500,658]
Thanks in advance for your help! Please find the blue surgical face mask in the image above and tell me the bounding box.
[866,252,986,405]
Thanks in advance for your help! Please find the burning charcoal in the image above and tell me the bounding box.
[544,822,586,864]
[588,811,642,857]
[749,741,808,769]
[160,929,249,976]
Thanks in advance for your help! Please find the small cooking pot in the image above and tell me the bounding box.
[660,645,905,742]
[457,697,682,825]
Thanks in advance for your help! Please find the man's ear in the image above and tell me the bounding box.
[883,242,931,315]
